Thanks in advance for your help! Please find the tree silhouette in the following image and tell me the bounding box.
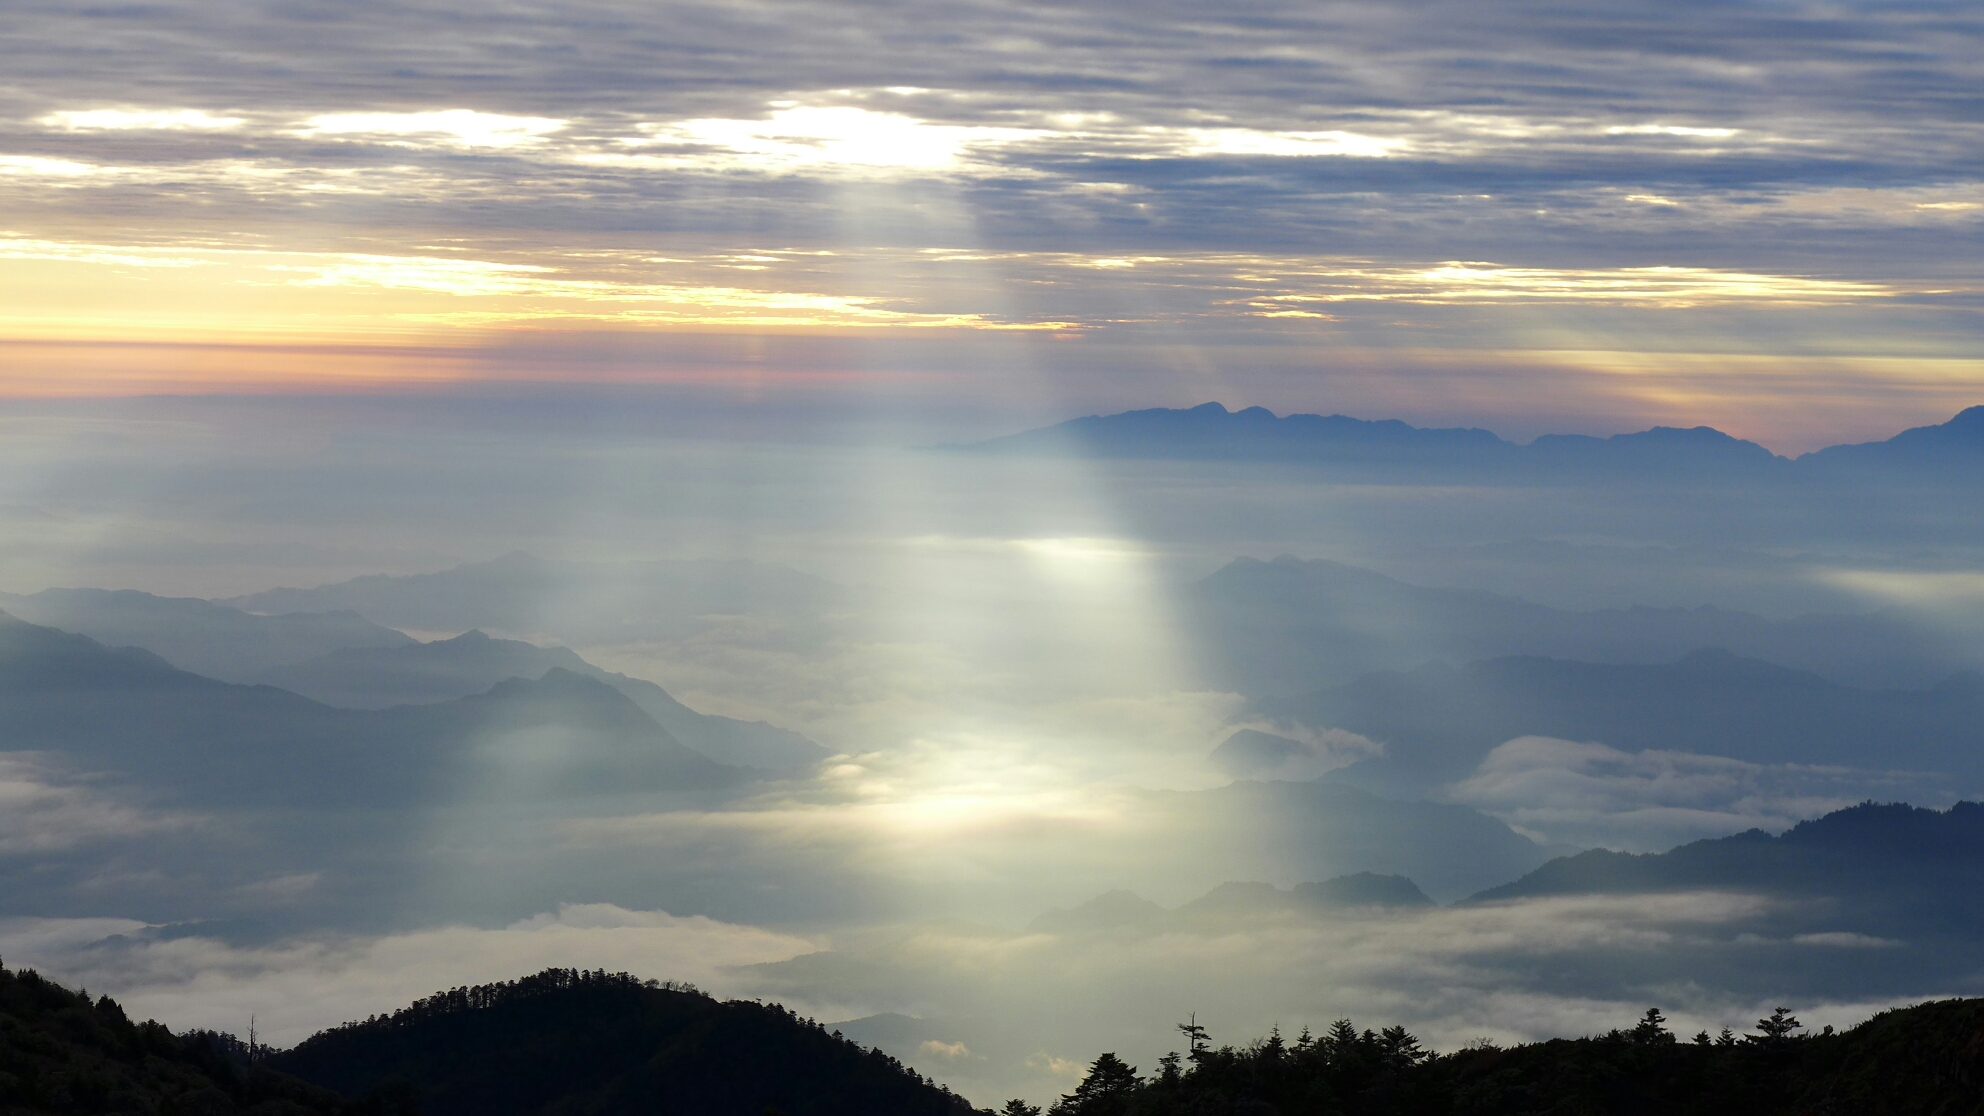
[1000,1100,1043,1116]
[1177,1014,1210,1062]
[1631,1007,1675,1045]
[1049,1053,1139,1116]
[1753,1007,1803,1043]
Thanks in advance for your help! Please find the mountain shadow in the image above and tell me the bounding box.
[1254,648,1984,795]
[1188,555,1978,693]
[1031,874,1433,933]
[247,629,829,772]
[1150,781,1556,902]
[267,968,976,1116]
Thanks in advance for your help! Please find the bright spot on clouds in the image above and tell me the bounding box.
[41,108,244,131]
[630,106,1039,172]
[1817,568,1984,608]
[0,155,101,177]
[295,109,568,149]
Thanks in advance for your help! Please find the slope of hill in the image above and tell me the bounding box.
[1253,648,1984,795]
[0,587,411,682]
[247,630,829,772]
[1188,555,1978,693]
[1800,403,1984,475]
[0,962,342,1116]
[1471,800,1984,903]
[267,968,976,1116]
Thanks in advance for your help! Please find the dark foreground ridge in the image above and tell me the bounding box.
[0,961,345,1115]
[8,961,1983,1115]
[0,963,973,1116]
[267,968,974,1116]
[1032,1000,1984,1116]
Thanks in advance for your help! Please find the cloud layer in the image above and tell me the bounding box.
[0,1,1976,436]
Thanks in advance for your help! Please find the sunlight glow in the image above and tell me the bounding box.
[628,106,1038,172]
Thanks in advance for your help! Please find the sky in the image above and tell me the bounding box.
[1,0,1980,447]
[4,3,1984,1107]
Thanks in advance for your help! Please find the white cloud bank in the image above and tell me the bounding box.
[1444,736,1955,851]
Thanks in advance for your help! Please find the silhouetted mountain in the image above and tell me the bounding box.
[1800,404,1984,476]
[1256,649,1984,795]
[1188,555,1978,693]
[247,630,829,771]
[222,551,841,643]
[1042,995,1984,1116]
[0,587,411,682]
[1469,801,1984,949]
[0,962,344,1115]
[951,402,1984,490]
[948,402,1799,483]
[267,968,976,1116]
[947,402,1514,470]
[0,611,744,808]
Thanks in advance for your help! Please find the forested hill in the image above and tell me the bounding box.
[268,968,976,1116]
[0,962,344,1115]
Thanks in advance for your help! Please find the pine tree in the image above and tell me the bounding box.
[1752,1008,1802,1043]
[1178,1014,1210,1062]
[1631,1007,1674,1045]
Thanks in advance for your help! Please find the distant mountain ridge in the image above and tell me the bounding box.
[0,609,746,811]
[949,401,1984,482]
[1470,800,1984,908]
[0,586,411,682]
[221,551,842,643]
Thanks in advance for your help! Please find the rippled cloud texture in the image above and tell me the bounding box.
[0,1,1978,441]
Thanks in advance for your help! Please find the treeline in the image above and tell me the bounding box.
[269,966,976,1116]
[0,960,347,1115]
[317,967,706,1033]
[1021,1002,1984,1116]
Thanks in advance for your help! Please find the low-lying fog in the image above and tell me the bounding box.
[3,393,1980,1105]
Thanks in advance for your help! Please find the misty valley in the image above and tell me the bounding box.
[4,401,1984,1112]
